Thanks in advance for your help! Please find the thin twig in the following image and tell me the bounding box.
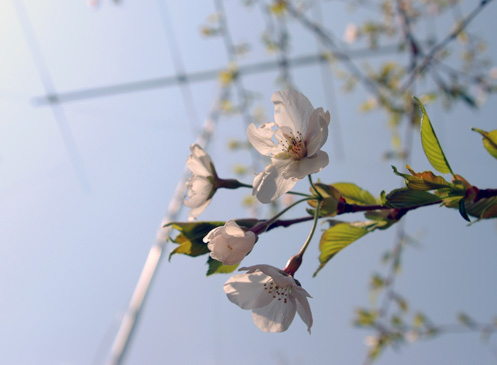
[400,0,494,92]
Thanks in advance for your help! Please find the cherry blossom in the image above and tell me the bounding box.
[203,220,256,265]
[183,144,217,221]
[247,90,330,203]
[224,264,313,333]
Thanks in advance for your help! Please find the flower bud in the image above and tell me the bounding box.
[203,220,256,265]
[282,254,303,277]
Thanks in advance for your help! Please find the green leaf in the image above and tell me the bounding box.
[415,97,454,175]
[308,183,341,217]
[206,257,239,276]
[472,128,497,160]
[314,221,371,276]
[385,188,441,209]
[332,182,378,205]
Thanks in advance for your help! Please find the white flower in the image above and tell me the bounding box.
[183,144,217,221]
[203,220,256,265]
[224,264,313,333]
[247,90,330,203]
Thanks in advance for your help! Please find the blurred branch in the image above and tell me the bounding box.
[400,0,495,92]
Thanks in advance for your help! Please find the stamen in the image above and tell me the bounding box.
[279,130,306,160]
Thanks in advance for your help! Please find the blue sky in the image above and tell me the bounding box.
[1,1,497,364]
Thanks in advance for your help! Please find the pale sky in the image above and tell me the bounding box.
[1,1,497,364]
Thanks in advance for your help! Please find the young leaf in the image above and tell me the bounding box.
[385,188,442,208]
[458,198,471,222]
[314,221,371,276]
[415,97,454,175]
[206,257,239,276]
[308,183,341,216]
[392,165,451,190]
[472,128,497,160]
[332,182,378,205]
[460,196,497,220]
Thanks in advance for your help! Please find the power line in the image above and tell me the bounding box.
[33,44,405,106]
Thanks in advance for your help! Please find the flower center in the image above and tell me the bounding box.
[279,131,306,160]
[263,279,290,303]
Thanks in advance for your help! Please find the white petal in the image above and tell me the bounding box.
[183,176,212,207]
[209,232,256,265]
[247,122,277,156]
[282,151,329,180]
[252,295,297,333]
[187,144,213,177]
[272,90,314,135]
[242,265,295,288]
[224,272,274,309]
[305,108,330,157]
[187,200,210,221]
[253,162,298,203]
[203,225,223,243]
[293,287,313,333]
[223,220,245,238]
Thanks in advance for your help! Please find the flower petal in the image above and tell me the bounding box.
[305,108,330,157]
[183,176,212,207]
[223,220,245,238]
[241,265,295,288]
[293,286,313,333]
[253,162,298,203]
[224,272,274,309]
[206,221,256,265]
[282,151,329,180]
[187,144,214,177]
[203,225,223,243]
[209,233,256,265]
[247,122,277,156]
[187,200,211,221]
[252,295,297,333]
[272,90,315,135]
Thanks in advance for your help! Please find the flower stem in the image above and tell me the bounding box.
[223,179,311,197]
[308,175,323,199]
[283,200,321,276]
[287,191,313,197]
[298,198,321,257]
[250,196,316,235]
